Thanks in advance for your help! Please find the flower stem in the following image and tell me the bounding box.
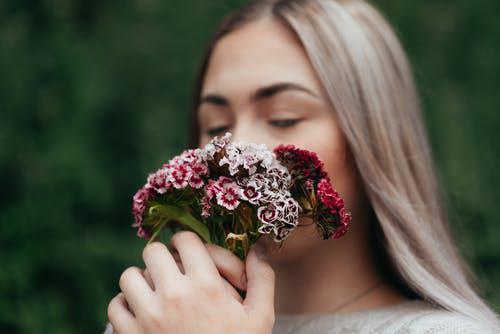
[149,204,211,243]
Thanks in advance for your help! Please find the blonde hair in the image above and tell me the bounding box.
[187,0,500,330]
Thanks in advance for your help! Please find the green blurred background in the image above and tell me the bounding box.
[0,0,498,333]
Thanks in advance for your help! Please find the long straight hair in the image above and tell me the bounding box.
[186,0,500,330]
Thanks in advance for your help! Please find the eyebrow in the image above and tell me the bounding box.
[198,82,319,108]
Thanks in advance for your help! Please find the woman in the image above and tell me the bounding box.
[106,0,500,332]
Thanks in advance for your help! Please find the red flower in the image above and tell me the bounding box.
[274,144,327,181]
[316,177,352,239]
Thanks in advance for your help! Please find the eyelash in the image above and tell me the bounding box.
[206,126,231,137]
[269,119,302,127]
[205,119,302,137]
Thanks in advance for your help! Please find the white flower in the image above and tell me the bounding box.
[203,143,217,159]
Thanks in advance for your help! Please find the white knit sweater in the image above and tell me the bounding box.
[103,299,497,333]
[273,299,497,334]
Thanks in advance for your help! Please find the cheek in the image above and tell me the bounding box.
[289,117,355,200]
[312,127,360,218]
[316,139,353,200]
[263,119,364,263]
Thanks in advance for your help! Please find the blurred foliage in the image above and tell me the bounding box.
[0,0,498,333]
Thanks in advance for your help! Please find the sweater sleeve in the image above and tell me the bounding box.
[103,322,114,334]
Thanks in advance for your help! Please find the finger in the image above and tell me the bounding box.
[142,242,182,290]
[119,266,154,314]
[107,292,142,334]
[143,269,154,289]
[169,231,220,279]
[155,246,186,274]
[243,244,275,318]
[171,250,186,274]
[221,275,244,303]
[205,243,247,291]
[173,243,243,301]
[144,263,186,297]
[172,242,243,300]
[166,245,184,270]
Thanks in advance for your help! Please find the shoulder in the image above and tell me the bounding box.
[377,303,496,334]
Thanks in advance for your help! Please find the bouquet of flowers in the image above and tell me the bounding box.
[132,132,351,259]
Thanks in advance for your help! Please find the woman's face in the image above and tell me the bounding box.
[197,17,366,263]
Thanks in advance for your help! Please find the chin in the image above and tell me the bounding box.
[260,218,325,265]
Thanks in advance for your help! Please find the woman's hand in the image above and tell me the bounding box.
[107,231,275,334]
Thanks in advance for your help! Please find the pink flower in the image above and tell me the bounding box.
[204,176,242,211]
[215,181,241,210]
[170,165,190,189]
[201,176,236,215]
[201,195,211,218]
[187,171,204,189]
[131,186,154,239]
[136,225,152,239]
[205,176,233,198]
[147,168,172,194]
[190,162,209,176]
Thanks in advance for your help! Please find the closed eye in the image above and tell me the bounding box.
[206,119,301,136]
[269,119,302,127]
[206,125,231,137]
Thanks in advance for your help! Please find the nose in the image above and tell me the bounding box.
[228,116,264,145]
[224,111,283,150]
[229,122,280,151]
[231,125,279,150]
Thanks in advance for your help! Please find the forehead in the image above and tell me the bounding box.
[201,17,323,96]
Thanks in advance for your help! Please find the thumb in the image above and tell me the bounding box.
[243,243,275,318]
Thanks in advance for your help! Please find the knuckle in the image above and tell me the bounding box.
[144,307,163,326]
[197,278,222,299]
[196,276,219,292]
[161,287,186,303]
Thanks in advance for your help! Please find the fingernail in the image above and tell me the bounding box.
[254,243,267,260]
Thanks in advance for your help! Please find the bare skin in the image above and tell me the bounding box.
[108,16,410,334]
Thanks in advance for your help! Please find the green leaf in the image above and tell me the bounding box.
[148,204,211,243]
